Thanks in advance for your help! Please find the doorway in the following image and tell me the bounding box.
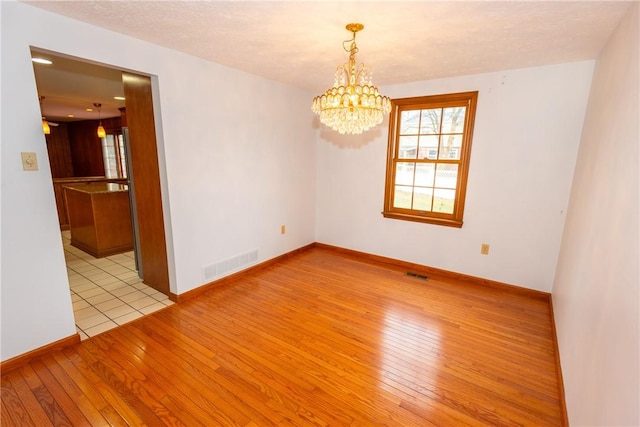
[32,50,172,338]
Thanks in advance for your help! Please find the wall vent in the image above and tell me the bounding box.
[406,272,429,280]
[203,249,258,281]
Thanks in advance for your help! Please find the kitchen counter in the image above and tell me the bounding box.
[64,183,134,258]
[53,177,127,230]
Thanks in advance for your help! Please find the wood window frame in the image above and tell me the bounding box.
[382,91,478,228]
[101,130,128,179]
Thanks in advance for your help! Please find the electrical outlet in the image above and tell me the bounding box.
[280,225,286,235]
[481,243,490,255]
[21,152,38,171]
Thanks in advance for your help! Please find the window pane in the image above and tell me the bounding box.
[393,186,413,209]
[413,187,433,211]
[418,135,439,159]
[395,162,415,186]
[117,134,127,179]
[414,163,435,187]
[400,110,420,134]
[102,135,118,179]
[383,92,477,227]
[442,107,466,133]
[435,164,458,189]
[433,189,455,213]
[420,109,441,134]
[439,135,463,160]
[398,136,418,159]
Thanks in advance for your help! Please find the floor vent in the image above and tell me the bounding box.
[406,272,429,280]
[203,249,258,281]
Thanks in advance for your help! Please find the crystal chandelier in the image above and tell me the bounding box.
[312,23,391,135]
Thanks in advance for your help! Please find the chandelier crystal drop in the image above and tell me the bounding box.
[312,23,391,135]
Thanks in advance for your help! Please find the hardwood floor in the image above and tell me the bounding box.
[1,247,564,426]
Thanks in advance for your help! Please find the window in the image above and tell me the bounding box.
[101,131,128,179]
[383,91,478,228]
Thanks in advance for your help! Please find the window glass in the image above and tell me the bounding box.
[101,131,127,179]
[420,109,441,134]
[383,92,478,227]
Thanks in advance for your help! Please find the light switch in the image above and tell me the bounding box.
[21,152,38,171]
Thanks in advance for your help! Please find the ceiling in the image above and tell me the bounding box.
[26,1,632,122]
[32,51,126,122]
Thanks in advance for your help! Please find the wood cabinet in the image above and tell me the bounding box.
[46,116,125,229]
[53,177,126,230]
[64,183,134,258]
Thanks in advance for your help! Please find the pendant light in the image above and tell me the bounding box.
[94,103,106,138]
[42,118,51,135]
[39,96,51,135]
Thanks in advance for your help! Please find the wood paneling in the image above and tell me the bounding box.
[52,181,71,231]
[0,248,566,426]
[66,117,121,177]
[52,177,126,230]
[64,184,134,258]
[68,120,106,177]
[122,72,170,294]
[44,117,122,179]
[44,123,73,178]
[45,116,124,230]
[118,107,127,127]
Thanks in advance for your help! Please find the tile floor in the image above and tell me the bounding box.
[62,231,174,340]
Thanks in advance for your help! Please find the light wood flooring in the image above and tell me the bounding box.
[1,246,564,426]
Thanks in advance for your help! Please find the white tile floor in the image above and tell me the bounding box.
[62,231,174,340]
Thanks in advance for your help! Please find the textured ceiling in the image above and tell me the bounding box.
[26,1,632,121]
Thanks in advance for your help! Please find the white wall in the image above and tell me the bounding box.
[1,2,316,361]
[552,4,639,426]
[316,62,594,292]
